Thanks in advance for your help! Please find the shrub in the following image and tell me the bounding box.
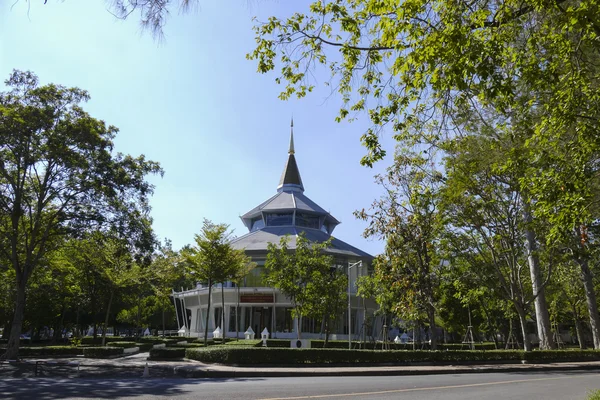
[224,340,262,347]
[136,342,154,352]
[587,390,600,400]
[523,350,600,363]
[149,347,186,360]
[83,347,124,358]
[265,339,292,348]
[185,348,600,365]
[13,346,84,357]
[166,342,204,348]
[110,341,138,349]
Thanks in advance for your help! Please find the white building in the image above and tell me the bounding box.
[173,123,377,340]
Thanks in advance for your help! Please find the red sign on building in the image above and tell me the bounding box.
[240,294,274,303]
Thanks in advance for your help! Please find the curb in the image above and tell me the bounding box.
[165,363,600,379]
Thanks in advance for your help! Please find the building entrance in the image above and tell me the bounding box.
[244,306,272,335]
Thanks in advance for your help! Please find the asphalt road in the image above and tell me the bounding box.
[1,371,599,399]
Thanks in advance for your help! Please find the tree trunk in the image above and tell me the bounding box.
[515,303,531,352]
[101,290,114,346]
[221,284,225,334]
[203,280,212,346]
[162,309,166,338]
[524,208,555,350]
[572,306,586,349]
[2,280,27,359]
[427,304,437,350]
[323,314,330,348]
[577,258,600,349]
[236,285,240,341]
[296,310,302,340]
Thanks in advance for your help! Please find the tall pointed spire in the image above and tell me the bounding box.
[289,118,295,154]
[278,119,304,193]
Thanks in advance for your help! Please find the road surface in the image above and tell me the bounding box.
[1,371,599,399]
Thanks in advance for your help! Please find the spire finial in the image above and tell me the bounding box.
[289,118,295,155]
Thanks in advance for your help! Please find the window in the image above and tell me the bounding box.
[275,307,295,333]
[213,307,223,330]
[265,213,293,226]
[245,267,267,287]
[296,213,320,229]
[228,306,238,333]
[251,218,265,231]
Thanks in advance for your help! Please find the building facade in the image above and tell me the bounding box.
[173,123,377,340]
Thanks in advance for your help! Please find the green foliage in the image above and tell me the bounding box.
[0,70,162,358]
[356,152,445,347]
[83,347,124,358]
[149,347,186,360]
[109,341,138,348]
[4,346,84,356]
[184,219,252,345]
[587,390,600,400]
[186,348,600,365]
[265,232,346,340]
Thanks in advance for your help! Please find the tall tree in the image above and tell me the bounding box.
[0,70,162,359]
[356,151,445,349]
[249,0,600,349]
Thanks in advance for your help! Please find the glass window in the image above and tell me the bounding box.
[251,218,265,231]
[265,213,293,226]
[275,307,295,333]
[228,306,238,333]
[296,213,320,229]
[245,267,267,287]
[213,307,223,330]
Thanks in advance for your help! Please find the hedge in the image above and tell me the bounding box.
[109,341,138,349]
[83,347,124,358]
[185,348,600,365]
[3,346,84,357]
[136,342,154,352]
[166,342,204,348]
[224,340,262,347]
[149,347,186,360]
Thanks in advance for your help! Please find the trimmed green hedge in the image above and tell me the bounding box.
[83,347,124,358]
[224,340,262,347]
[149,347,186,359]
[4,346,84,356]
[166,342,204,348]
[185,348,600,365]
[109,341,138,349]
[136,342,154,352]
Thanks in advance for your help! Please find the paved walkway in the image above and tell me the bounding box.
[3,352,600,379]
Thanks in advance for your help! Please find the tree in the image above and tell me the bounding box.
[144,240,186,337]
[183,220,247,346]
[356,151,445,349]
[249,1,600,349]
[0,70,162,359]
[265,232,345,342]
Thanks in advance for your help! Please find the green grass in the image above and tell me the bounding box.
[587,390,600,400]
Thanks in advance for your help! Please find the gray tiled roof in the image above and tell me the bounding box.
[231,226,373,259]
[241,191,335,220]
[278,154,304,191]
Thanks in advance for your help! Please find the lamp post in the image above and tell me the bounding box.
[348,260,362,350]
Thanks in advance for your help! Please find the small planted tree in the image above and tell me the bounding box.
[184,220,248,346]
[266,232,345,342]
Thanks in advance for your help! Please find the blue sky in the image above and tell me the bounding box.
[0,0,393,256]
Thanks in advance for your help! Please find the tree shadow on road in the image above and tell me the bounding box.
[0,377,265,399]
